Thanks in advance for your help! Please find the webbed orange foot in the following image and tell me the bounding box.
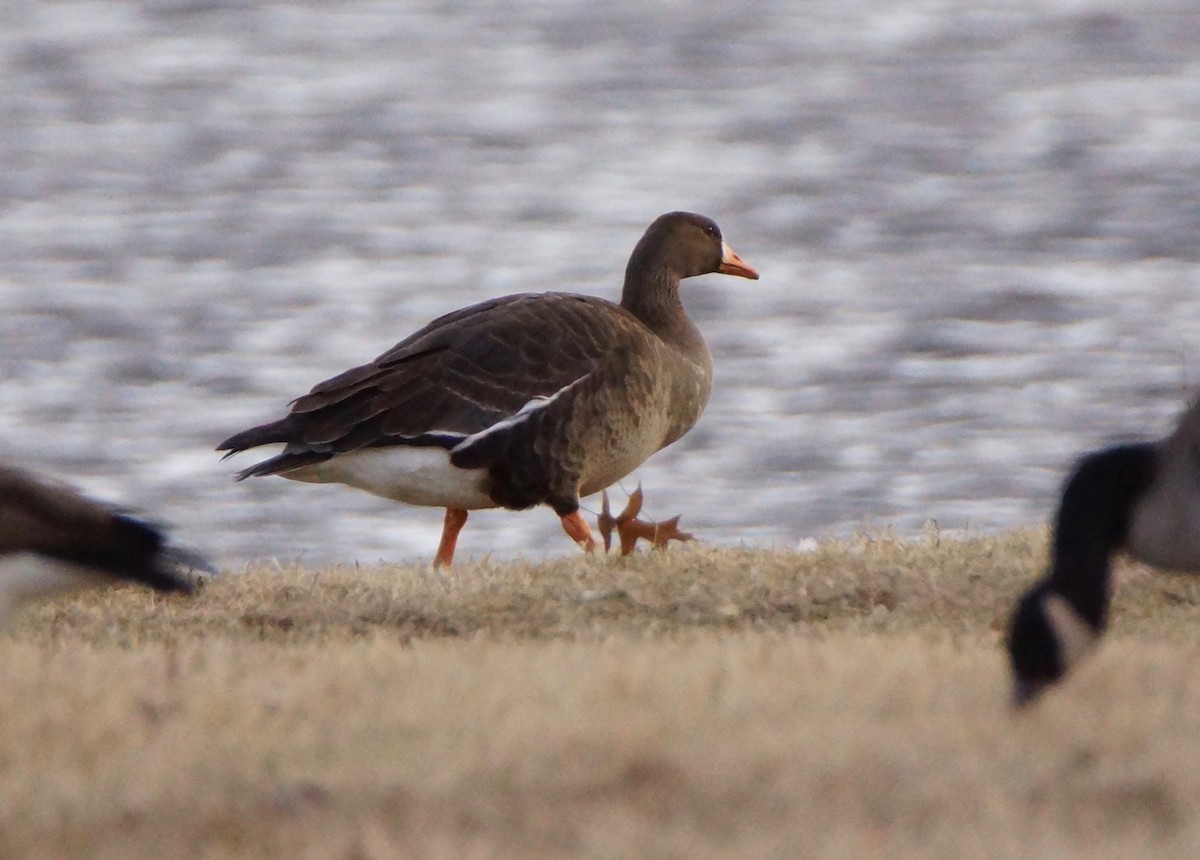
[598,485,694,556]
[560,509,597,553]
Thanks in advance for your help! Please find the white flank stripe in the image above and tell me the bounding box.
[280,373,592,509]
[454,375,588,453]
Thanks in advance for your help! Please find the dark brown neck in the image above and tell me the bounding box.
[620,267,703,349]
[621,257,676,313]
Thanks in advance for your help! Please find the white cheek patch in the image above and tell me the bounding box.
[1044,593,1100,671]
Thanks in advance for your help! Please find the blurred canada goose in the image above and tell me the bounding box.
[0,464,203,624]
[1006,398,1200,705]
[217,212,758,566]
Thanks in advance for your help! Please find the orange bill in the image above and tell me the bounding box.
[717,241,759,279]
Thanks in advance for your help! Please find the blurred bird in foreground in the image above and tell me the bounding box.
[1007,397,1200,706]
[0,464,207,625]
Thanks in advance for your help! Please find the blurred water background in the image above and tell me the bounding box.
[2,0,1199,568]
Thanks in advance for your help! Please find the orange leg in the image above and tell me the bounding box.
[560,510,597,553]
[434,507,469,568]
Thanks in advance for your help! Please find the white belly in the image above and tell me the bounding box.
[0,553,110,626]
[282,447,497,510]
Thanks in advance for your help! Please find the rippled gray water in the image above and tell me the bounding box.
[2,1,1199,567]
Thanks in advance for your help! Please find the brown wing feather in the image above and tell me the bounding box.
[0,467,120,555]
[270,293,646,455]
[0,466,200,593]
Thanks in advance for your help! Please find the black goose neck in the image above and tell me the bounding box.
[1046,442,1158,626]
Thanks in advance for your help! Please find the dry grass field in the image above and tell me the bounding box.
[5,531,1200,859]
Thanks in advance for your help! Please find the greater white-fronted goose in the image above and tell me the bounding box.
[217,212,759,566]
[0,464,202,624]
[1006,398,1200,705]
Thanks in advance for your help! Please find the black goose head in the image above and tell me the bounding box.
[624,212,758,287]
[1007,583,1100,707]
